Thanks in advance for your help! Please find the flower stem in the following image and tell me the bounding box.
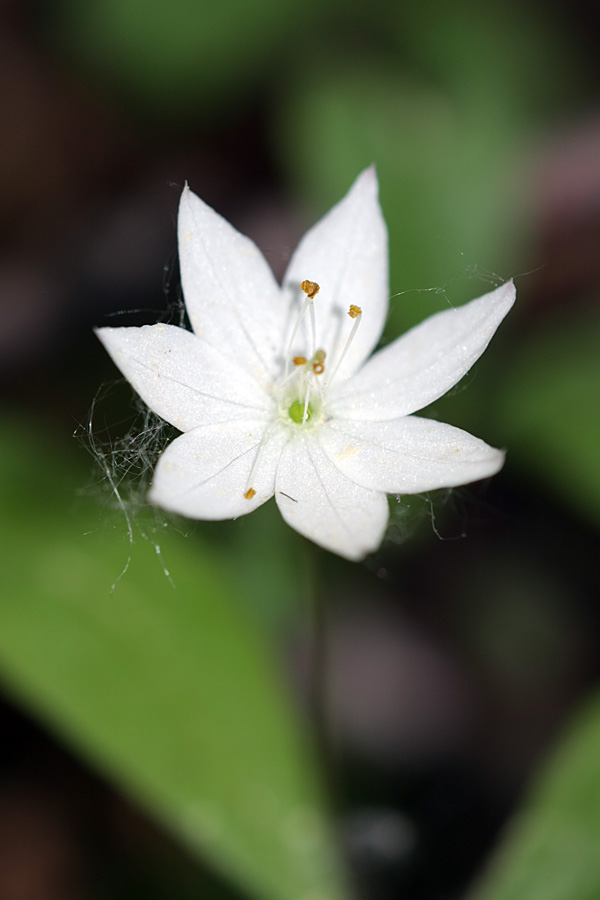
[305,546,334,792]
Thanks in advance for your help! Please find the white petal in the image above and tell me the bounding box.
[178,187,287,385]
[330,280,515,420]
[96,324,271,431]
[149,420,289,520]
[282,168,388,383]
[275,435,389,561]
[320,416,505,493]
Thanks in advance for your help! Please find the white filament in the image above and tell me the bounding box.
[327,312,363,386]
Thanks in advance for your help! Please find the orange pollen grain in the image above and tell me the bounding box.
[301,279,320,299]
[244,488,256,500]
[313,362,325,375]
[293,356,307,366]
[348,304,362,319]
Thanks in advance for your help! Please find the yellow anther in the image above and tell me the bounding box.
[293,356,307,366]
[301,279,320,299]
[244,488,256,500]
[348,304,362,319]
[311,348,326,375]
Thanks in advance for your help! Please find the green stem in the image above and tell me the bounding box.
[305,546,333,791]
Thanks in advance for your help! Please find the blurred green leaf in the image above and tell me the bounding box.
[492,307,600,528]
[0,418,345,900]
[276,1,581,340]
[277,58,523,338]
[52,0,320,117]
[394,0,582,120]
[205,500,310,633]
[468,689,600,900]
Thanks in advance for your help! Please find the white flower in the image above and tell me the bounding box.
[96,169,515,561]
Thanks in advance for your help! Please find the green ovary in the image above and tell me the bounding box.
[288,400,313,424]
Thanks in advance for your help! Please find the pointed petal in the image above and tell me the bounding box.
[282,168,388,383]
[149,421,289,520]
[330,280,515,420]
[178,187,287,384]
[275,435,389,561]
[320,416,505,493]
[96,324,271,431]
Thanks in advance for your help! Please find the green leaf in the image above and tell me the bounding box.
[468,690,600,900]
[277,58,524,339]
[492,308,600,528]
[51,0,321,118]
[393,0,582,121]
[0,419,345,900]
[276,2,581,341]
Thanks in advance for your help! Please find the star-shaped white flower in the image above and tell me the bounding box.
[96,169,515,561]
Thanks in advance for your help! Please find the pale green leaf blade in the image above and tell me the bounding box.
[0,420,345,900]
[492,309,600,528]
[276,59,523,339]
[51,0,321,117]
[468,691,600,900]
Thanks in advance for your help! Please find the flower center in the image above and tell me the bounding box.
[276,280,364,428]
[242,279,363,499]
[280,347,326,426]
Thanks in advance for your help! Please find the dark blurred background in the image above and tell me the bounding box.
[1,0,600,898]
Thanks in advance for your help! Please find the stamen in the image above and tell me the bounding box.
[309,301,317,356]
[293,356,307,366]
[312,349,326,375]
[301,281,320,355]
[284,279,320,378]
[327,305,363,385]
[243,430,272,499]
[301,280,320,299]
[285,311,308,379]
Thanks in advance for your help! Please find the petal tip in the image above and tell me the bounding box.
[493,445,507,471]
[492,279,517,319]
[178,183,210,226]
[474,444,506,482]
[353,165,380,198]
[94,325,115,348]
[501,277,516,302]
[178,182,197,212]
